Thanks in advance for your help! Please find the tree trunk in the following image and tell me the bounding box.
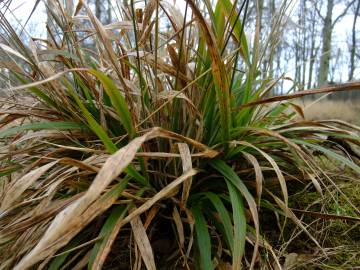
[95,0,102,20]
[258,0,264,33]
[317,0,334,86]
[269,0,275,78]
[301,0,307,89]
[307,6,317,89]
[257,0,266,77]
[107,0,112,24]
[349,0,360,81]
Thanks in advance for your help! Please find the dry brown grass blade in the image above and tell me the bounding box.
[142,128,217,157]
[12,182,127,270]
[143,206,159,230]
[1,161,58,211]
[172,206,185,249]
[130,215,156,270]
[184,208,195,258]
[140,52,190,82]
[40,141,102,154]
[135,151,213,158]
[242,152,263,205]
[58,157,100,173]
[0,69,85,93]
[118,169,197,227]
[12,128,162,269]
[0,109,58,119]
[178,143,192,207]
[142,0,157,27]
[236,81,360,110]
[160,1,185,34]
[0,43,31,64]
[167,44,187,88]
[288,102,305,119]
[1,195,81,238]
[91,206,129,270]
[74,0,83,16]
[71,20,143,37]
[167,44,179,67]
[307,172,323,197]
[233,140,288,207]
[133,241,142,270]
[318,119,360,133]
[158,90,198,114]
[71,250,91,270]
[139,21,155,46]
[0,114,23,129]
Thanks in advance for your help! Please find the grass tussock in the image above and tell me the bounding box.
[0,0,359,269]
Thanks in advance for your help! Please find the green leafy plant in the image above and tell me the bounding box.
[0,0,359,269]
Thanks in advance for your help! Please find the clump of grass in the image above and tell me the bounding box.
[0,0,360,269]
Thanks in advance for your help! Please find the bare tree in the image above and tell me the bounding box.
[317,0,355,86]
[307,1,320,89]
[317,0,334,86]
[95,0,101,20]
[349,0,360,81]
[94,0,112,24]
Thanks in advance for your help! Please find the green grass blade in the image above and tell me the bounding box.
[216,0,250,64]
[63,79,118,153]
[74,74,96,108]
[125,165,148,186]
[0,165,22,178]
[226,182,246,266]
[48,236,83,270]
[192,206,213,270]
[13,74,57,108]
[88,70,135,138]
[0,121,86,138]
[188,0,231,143]
[88,205,127,269]
[28,86,57,108]
[205,192,234,253]
[64,79,147,186]
[210,159,259,268]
